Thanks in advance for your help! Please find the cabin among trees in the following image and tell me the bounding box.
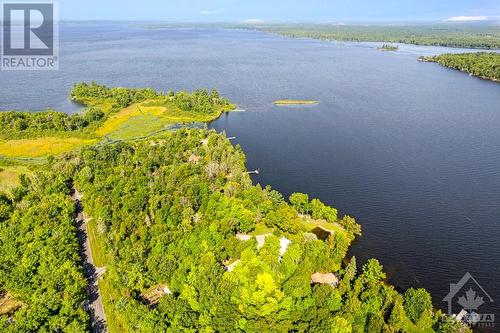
[140,284,172,307]
[310,272,339,287]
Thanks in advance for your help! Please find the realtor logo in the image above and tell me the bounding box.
[443,272,495,328]
[1,1,58,70]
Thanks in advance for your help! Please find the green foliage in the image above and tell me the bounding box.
[361,259,386,285]
[289,192,310,214]
[340,215,362,237]
[60,128,438,332]
[0,193,13,222]
[310,198,338,222]
[433,313,472,333]
[421,52,500,81]
[388,295,406,331]
[331,316,352,333]
[0,110,91,139]
[0,84,453,331]
[0,172,89,332]
[404,288,433,327]
[172,89,233,114]
[263,202,302,233]
[71,82,159,109]
[259,24,500,49]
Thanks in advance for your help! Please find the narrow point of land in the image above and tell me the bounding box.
[419,52,500,82]
[0,83,235,159]
[256,24,500,49]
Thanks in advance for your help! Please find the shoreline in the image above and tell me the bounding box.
[419,55,500,83]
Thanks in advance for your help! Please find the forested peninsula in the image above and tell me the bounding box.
[256,24,500,49]
[419,52,500,82]
[0,84,470,333]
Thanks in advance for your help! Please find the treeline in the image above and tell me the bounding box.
[71,82,159,109]
[259,24,500,49]
[67,129,466,332]
[420,52,500,82]
[0,108,104,140]
[0,171,89,331]
[72,82,233,114]
[172,89,234,114]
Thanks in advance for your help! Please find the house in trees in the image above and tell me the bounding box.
[310,272,339,287]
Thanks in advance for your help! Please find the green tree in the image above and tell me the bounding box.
[403,288,433,326]
[331,316,352,333]
[361,259,386,285]
[289,192,310,214]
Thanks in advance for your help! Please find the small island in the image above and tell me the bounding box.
[273,99,319,105]
[377,44,399,51]
[419,52,500,82]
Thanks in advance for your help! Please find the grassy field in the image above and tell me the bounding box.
[250,223,274,236]
[86,218,107,267]
[301,216,349,238]
[99,279,128,333]
[96,100,226,140]
[0,164,31,194]
[274,100,319,105]
[86,217,127,333]
[95,103,163,138]
[0,137,98,158]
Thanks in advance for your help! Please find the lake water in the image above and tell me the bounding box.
[1,23,500,323]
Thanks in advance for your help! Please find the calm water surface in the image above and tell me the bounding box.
[1,23,500,322]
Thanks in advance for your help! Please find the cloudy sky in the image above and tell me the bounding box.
[60,0,500,22]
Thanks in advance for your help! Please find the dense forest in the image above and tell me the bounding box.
[257,24,500,49]
[0,83,471,331]
[70,82,160,110]
[0,109,104,140]
[0,172,89,331]
[420,52,500,82]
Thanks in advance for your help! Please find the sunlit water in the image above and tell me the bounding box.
[1,23,500,323]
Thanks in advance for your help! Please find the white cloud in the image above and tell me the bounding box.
[240,18,264,24]
[445,16,488,22]
[200,8,226,15]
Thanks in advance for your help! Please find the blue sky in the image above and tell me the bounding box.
[60,0,500,22]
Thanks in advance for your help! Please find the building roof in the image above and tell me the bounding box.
[279,237,291,258]
[236,233,252,241]
[225,259,241,272]
[311,272,339,286]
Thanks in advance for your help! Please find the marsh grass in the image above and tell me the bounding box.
[0,137,98,158]
[0,165,31,194]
